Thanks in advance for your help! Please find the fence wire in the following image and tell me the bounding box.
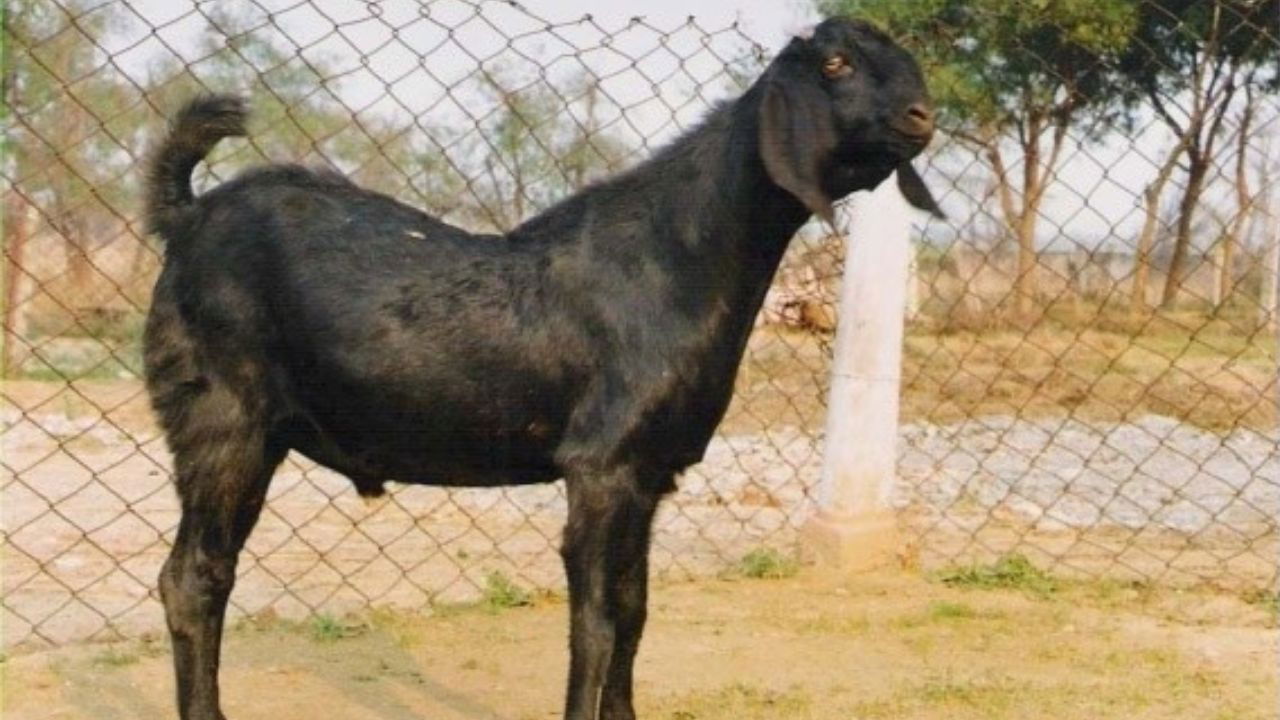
[2,0,1277,649]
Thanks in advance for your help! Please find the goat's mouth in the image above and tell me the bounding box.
[888,126,933,153]
[845,134,929,164]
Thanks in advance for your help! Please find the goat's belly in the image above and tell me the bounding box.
[286,403,565,490]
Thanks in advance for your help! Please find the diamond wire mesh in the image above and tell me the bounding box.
[2,0,1277,649]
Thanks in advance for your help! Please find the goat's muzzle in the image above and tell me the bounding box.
[894,102,935,147]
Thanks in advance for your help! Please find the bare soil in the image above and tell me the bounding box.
[2,571,1275,720]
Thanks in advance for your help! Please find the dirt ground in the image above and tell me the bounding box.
[2,570,1276,720]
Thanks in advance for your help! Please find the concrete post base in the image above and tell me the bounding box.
[800,510,900,571]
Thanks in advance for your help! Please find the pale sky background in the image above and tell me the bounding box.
[99,0,1268,253]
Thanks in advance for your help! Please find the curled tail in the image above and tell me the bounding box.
[145,94,247,237]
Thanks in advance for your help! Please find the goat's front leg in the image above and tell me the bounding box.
[561,469,663,720]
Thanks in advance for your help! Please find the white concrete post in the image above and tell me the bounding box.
[803,173,912,570]
[1264,205,1279,418]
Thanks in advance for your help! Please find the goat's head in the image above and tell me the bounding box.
[757,17,944,223]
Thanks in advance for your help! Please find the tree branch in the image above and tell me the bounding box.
[1202,69,1239,159]
[987,142,1019,232]
[1147,89,1187,138]
[1033,114,1071,208]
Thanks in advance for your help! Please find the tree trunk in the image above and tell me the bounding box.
[1014,115,1044,320]
[1131,133,1192,314]
[1131,184,1162,313]
[1261,199,1278,335]
[59,216,94,289]
[3,193,32,376]
[1219,99,1255,310]
[1015,201,1040,319]
[1210,240,1225,308]
[1161,156,1209,308]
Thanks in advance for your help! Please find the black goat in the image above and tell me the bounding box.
[144,16,940,720]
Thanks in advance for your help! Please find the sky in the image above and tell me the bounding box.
[100,0,1266,253]
[108,1,817,146]
[515,0,821,48]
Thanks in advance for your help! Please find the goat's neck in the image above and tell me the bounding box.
[514,92,813,321]
[656,98,813,308]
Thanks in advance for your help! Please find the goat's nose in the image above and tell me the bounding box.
[904,103,935,137]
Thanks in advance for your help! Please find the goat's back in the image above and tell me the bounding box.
[145,165,601,487]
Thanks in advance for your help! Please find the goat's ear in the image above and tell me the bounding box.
[758,65,839,226]
[896,162,945,219]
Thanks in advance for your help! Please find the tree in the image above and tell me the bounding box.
[1116,0,1279,308]
[143,8,630,234]
[815,0,1138,319]
[142,4,421,201]
[1259,141,1278,333]
[451,67,630,231]
[4,0,142,286]
[1130,131,1194,313]
[1216,81,1258,308]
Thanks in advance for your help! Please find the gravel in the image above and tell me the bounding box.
[3,406,1276,647]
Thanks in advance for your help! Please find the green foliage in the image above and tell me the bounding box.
[1118,0,1279,100]
[481,570,532,611]
[453,66,631,230]
[736,548,800,579]
[935,554,1059,597]
[815,0,1139,133]
[142,3,420,200]
[5,1,143,235]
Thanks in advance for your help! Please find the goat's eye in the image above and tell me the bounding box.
[822,55,851,78]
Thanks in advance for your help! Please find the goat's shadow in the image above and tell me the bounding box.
[280,628,518,720]
[55,630,519,720]
[58,655,170,720]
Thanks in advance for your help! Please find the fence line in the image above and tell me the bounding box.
[3,0,1277,649]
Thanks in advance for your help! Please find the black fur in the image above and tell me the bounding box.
[145,17,938,720]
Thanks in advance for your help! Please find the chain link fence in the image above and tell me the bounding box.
[3,0,1277,649]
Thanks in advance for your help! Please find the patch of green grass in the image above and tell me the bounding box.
[1242,589,1279,621]
[894,600,1005,630]
[736,548,799,580]
[929,600,978,620]
[308,613,365,643]
[935,554,1059,597]
[425,574,541,617]
[481,570,532,611]
[90,647,139,668]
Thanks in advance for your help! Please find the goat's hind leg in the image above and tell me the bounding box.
[158,404,285,720]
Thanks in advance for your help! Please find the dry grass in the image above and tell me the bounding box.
[8,296,1273,435]
[727,302,1276,434]
[4,568,1275,720]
